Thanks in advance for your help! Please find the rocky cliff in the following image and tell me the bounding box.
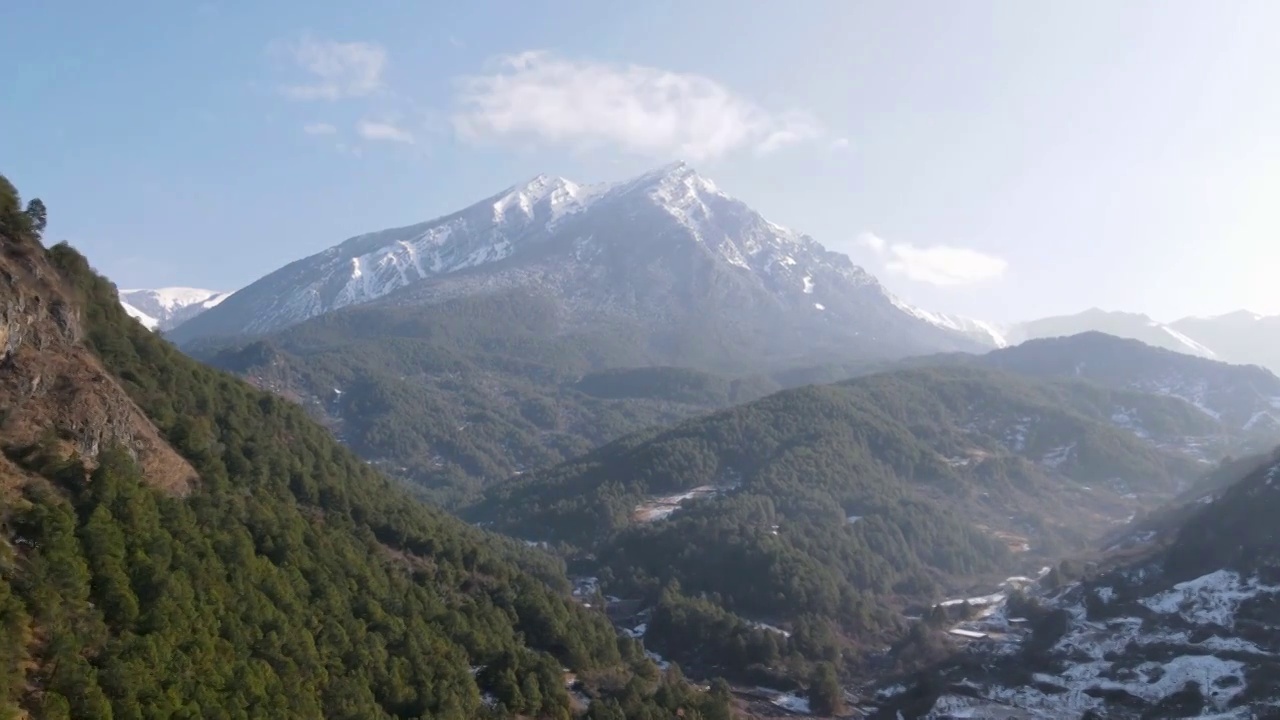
[0,178,195,495]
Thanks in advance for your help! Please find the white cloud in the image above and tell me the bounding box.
[303,122,337,135]
[830,137,851,151]
[857,232,1007,286]
[452,50,826,161]
[756,113,823,155]
[277,35,387,101]
[357,119,415,144]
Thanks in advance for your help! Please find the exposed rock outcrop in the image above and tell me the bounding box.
[0,200,196,495]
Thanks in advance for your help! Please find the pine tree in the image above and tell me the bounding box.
[24,198,46,235]
[808,661,843,716]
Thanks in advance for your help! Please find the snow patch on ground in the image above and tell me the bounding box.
[1243,410,1279,431]
[748,621,792,638]
[940,592,1006,608]
[1139,569,1280,628]
[905,567,1280,718]
[1040,442,1076,469]
[771,693,810,714]
[632,484,731,522]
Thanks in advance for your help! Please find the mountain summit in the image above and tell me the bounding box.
[168,163,986,367]
[119,287,232,331]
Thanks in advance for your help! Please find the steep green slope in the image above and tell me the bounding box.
[474,367,1211,545]
[0,178,733,720]
[194,297,779,507]
[468,366,1210,682]
[889,332,1280,454]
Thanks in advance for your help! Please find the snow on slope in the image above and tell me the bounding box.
[118,287,234,331]
[120,301,159,330]
[909,568,1280,719]
[1156,322,1218,358]
[168,162,991,362]
[889,294,1009,348]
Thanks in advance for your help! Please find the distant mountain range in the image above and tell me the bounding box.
[903,306,1280,375]
[890,332,1280,452]
[127,164,1273,377]
[118,287,232,331]
[119,162,1278,509]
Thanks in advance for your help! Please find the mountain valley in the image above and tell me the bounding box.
[461,363,1279,691]
[13,6,1280,718]
[8,165,1279,719]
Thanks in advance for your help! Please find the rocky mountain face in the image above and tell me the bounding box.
[875,449,1280,719]
[168,162,986,369]
[0,184,196,494]
[118,287,232,331]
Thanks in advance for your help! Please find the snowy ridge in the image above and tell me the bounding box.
[296,175,603,326]
[120,301,159,330]
[888,294,1009,347]
[169,161,986,364]
[118,287,233,331]
[120,287,232,313]
[1155,321,1219,358]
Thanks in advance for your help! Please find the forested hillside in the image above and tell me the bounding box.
[889,332,1280,454]
[195,296,780,507]
[468,366,1214,683]
[0,177,734,720]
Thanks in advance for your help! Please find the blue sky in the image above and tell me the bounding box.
[3,0,1278,322]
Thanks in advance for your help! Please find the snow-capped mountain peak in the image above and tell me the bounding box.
[166,162,994,362]
[889,294,1010,348]
[118,287,233,331]
[489,174,608,228]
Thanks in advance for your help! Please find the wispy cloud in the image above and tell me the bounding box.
[303,122,337,135]
[334,142,363,158]
[830,137,851,151]
[275,34,387,101]
[452,51,827,161]
[857,232,1008,286]
[357,119,415,144]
